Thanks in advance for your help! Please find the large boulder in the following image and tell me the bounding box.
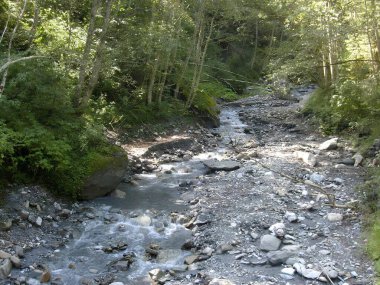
[80,154,128,200]
[144,138,201,157]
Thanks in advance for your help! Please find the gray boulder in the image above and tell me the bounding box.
[0,259,12,279]
[203,160,240,171]
[80,153,128,200]
[319,138,338,150]
[260,235,281,251]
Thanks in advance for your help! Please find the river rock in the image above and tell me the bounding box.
[284,212,298,223]
[0,259,12,279]
[269,223,286,237]
[296,151,317,167]
[267,250,295,265]
[209,278,236,285]
[184,255,198,265]
[110,283,124,285]
[319,138,338,150]
[133,214,152,226]
[294,263,321,279]
[340,158,355,165]
[10,256,21,268]
[15,246,24,258]
[149,268,165,281]
[0,251,12,259]
[0,218,12,231]
[202,160,240,171]
[309,173,325,184]
[353,153,364,167]
[80,153,128,200]
[282,267,296,275]
[40,270,51,283]
[157,249,183,263]
[36,216,42,227]
[327,213,343,222]
[260,235,281,251]
[110,189,127,199]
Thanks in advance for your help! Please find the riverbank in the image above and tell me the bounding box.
[0,89,376,285]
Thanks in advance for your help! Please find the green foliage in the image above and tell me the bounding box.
[198,82,239,102]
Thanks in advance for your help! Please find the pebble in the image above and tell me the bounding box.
[284,212,298,223]
[327,213,343,222]
[281,267,296,275]
[36,217,43,227]
[40,270,52,283]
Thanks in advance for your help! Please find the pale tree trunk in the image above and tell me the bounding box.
[174,1,204,99]
[250,18,259,69]
[0,0,10,46]
[371,0,380,70]
[187,16,214,108]
[147,55,160,105]
[157,52,171,106]
[82,0,114,110]
[0,0,28,97]
[186,14,205,108]
[322,53,329,86]
[28,0,40,46]
[75,0,101,108]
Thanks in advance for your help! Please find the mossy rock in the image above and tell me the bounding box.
[79,152,128,200]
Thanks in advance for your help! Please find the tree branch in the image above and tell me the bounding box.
[0,56,48,74]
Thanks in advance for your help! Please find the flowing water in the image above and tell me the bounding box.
[44,107,250,284]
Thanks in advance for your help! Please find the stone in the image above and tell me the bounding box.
[10,256,21,268]
[281,267,296,275]
[0,218,12,231]
[110,189,127,199]
[353,153,364,167]
[109,283,124,285]
[319,138,338,150]
[149,268,165,281]
[294,263,321,279]
[284,212,298,223]
[80,153,128,200]
[327,213,343,222]
[296,151,317,167]
[269,223,286,237]
[267,250,295,265]
[194,214,211,225]
[202,160,240,171]
[209,278,236,285]
[340,158,355,165]
[260,235,281,251]
[184,255,198,265]
[40,270,52,283]
[219,244,233,253]
[324,268,338,279]
[250,231,259,239]
[0,250,12,259]
[157,249,183,263]
[0,259,12,279]
[15,246,24,258]
[133,214,152,226]
[114,261,132,271]
[319,249,331,255]
[53,202,62,211]
[309,173,325,184]
[20,210,30,220]
[36,217,43,227]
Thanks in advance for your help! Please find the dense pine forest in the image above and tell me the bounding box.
[1,0,380,277]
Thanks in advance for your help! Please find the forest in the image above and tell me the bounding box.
[1,0,380,276]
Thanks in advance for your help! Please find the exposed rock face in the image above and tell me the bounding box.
[203,160,240,171]
[80,154,128,200]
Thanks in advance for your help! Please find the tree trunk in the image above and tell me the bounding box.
[250,18,259,69]
[0,0,10,46]
[74,0,101,108]
[0,0,28,97]
[187,17,214,108]
[147,56,160,105]
[82,0,114,110]
[28,0,40,46]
